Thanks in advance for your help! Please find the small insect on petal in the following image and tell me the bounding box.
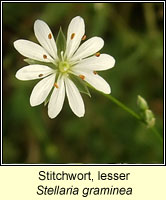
[54,83,59,88]
[79,75,85,80]
[93,71,97,75]
[82,35,86,41]
[38,74,43,77]
[43,54,47,59]
[71,33,75,40]
[95,52,100,57]
[48,33,52,39]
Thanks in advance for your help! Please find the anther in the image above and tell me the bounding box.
[48,33,52,39]
[93,71,97,75]
[79,75,85,80]
[54,83,59,88]
[95,52,100,57]
[43,54,47,59]
[71,33,75,40]
[82,35,86,40]
[38,74,43,77]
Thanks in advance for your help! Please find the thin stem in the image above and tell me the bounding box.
[102,93,142,121]
[92,88,162,143]
[151,127,163,143]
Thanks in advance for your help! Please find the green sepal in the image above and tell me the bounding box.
[69,74,91,97]
[24,58,55,69]
[44,87,54,106]
[44,97,50,106]
[56,27,66,59]
[44,73,61,106]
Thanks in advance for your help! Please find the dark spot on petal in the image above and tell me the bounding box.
[71,33,75,40]
[95,52,100,57]
[79,75,85,80]
[54,83,59,88]
[48,33,52,39]
[43,54,47,59]
[82,35,86,40]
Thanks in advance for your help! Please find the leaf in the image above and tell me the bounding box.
[69,74,91,97]
[24,58,36,65]
[56,27,66,59]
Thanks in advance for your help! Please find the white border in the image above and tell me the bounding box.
[163,0,165,165]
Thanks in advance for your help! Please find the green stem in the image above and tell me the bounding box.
[102,93,142,121]
[93,88,162,143]
[151,127,163,143]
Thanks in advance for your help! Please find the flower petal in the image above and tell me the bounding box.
[71,37,104,61]
[48,77,65,118]
[65,16,85,59]
[15,64,54,80]
[14,39,53,62]
[34,19,57,59]
[65,77,85,117]
[73,54,115,71]
[30,74,55,106]
[73,69,111,94]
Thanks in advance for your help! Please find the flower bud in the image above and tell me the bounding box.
[145,109,155,128]
[137,95,149,111]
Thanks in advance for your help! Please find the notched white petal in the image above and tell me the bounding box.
[15,65,54,80]
[73,54,115,71]
[14,39,53,62]
[48,77,65,118]
[65,16,85,59]
[65,77,85,117]
[34,20,57,59]
[71,37,104,61]
[30,74,55,106]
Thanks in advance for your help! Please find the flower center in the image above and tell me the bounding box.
[59,61,70,73]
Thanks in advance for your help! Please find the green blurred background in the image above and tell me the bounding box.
[3,2,163,164]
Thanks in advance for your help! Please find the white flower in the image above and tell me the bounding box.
[14,16,115,118]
